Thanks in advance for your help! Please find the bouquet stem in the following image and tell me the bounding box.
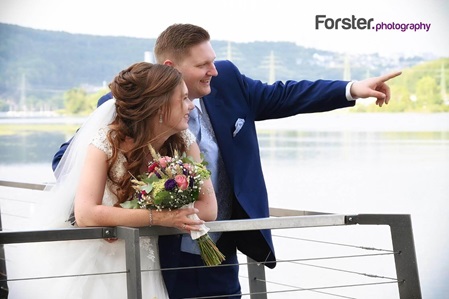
[197,234,226,266]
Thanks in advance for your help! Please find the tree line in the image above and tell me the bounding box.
[351,58,449,113]
[0,23,445,114]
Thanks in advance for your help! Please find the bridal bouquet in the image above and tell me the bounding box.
[121,146,225,266]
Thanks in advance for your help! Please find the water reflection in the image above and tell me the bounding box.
[258,130,449,161]
[1,119,449,298]
[0,132,67,164]
[257,129,449,299]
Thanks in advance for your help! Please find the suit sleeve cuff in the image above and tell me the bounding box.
[346,81,357,101]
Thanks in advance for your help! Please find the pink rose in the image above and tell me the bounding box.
[158,156,171,168]
[175,175,189,190]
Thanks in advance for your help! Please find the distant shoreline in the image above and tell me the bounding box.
[256,112,449,132]
[1,112,448,133]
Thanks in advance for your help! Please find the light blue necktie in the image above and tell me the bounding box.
[181,100,232,255]
[188,106,201,144]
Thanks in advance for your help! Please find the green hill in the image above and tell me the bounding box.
[0,22,440,113]
[351,58,449,112]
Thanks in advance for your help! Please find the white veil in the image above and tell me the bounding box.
[33,98,117,229]
[4,97,169,299]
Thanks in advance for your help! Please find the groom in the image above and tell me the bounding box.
[53,24,401,298]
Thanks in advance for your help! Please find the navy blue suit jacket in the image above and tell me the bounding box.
[52,59,354,273]
[198,60,354,266]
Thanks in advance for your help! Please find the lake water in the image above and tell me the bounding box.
[1,112,448,298]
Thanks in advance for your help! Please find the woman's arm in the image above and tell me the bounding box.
[186,142,218,221]
[74,145,203,230]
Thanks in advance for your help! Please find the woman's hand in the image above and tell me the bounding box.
[155,207,204,231]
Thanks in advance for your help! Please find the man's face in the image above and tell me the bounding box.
[174,41,218,100]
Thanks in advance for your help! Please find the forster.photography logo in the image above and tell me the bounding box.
[315,15,431,32]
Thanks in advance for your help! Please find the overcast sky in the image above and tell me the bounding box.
[1,0,448,57]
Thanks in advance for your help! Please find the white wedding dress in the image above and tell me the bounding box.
[1,99,195,299]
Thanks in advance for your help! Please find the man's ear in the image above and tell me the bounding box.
[163,60,174,67]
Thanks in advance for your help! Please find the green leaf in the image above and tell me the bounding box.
[182,155,195,164]
[142,184,153,193]
[120,198,139,209]
[142,175,158,184]
[153,190,172,205]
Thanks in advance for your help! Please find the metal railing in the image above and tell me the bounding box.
[0,181,422,299]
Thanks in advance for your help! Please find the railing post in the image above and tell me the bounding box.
[352,214,422,299]
[247,257,267,299]
[0,206,9,299]
[117,226,142,299]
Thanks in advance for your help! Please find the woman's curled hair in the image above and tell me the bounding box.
[107,62,186,204]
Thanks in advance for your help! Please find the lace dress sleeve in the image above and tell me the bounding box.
[91,127,112,158]
[182,129,196,149]
[89,127,126,207]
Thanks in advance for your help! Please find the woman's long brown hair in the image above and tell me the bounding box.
[108,62,187,204]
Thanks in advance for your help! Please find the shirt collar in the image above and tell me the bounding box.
[192,98,202,113]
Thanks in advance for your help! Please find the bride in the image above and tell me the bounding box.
[3,62,217,298]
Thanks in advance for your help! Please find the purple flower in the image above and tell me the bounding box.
[164,179,177,190]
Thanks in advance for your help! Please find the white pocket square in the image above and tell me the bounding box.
[233,118,245,137]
